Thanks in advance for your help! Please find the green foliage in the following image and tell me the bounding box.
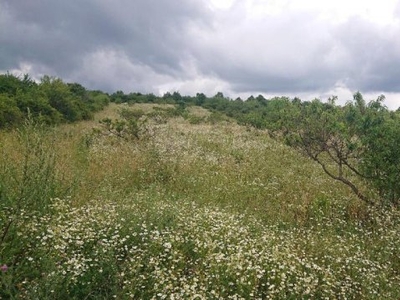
[98,117,140,140]
[0,95,23,128]
[0,73,36,95]
[40,76,88,122]
[195,92,206,106]
[17,92,62,124]
[207,111,230,124]
[187,115,206,124]
[97,108,149,140]
[87,91,110,112]
[354,97,400,205]
[1,73,400,295]
[119,107,145,120]
[147,105,188,122]
[0,73,110,128]
[240,112,266,128]
[283,93,400,207]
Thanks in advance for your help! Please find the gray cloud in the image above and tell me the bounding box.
[0,0,210,82]
[188,5,400,96]
[186,9,348,93]
[333,17,400,92]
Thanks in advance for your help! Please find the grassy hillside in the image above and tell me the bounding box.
[1,104,399,299]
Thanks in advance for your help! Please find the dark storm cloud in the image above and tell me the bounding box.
[0,0,210,80]
[1,0,120,73]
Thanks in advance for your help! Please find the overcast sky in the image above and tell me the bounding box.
[1,0,400,109]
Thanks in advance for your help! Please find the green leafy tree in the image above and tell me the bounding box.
[354,95,400,205]
[242,112,265,129]
[263,97,293,132]
[111,90,127,103]
[39,76,81,122]
[284,94,400,206]
[172,91,182,102]
[0,95,23,128]
[214,92,224,99]
[284,98,374,204]
[15,90,62,124]
[0,73,35,95]
[195,93,207,106]
[87,91,110,112]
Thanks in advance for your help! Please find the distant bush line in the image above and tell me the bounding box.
[0,73,110,128]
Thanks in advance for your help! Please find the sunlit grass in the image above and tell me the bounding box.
[1,104,399,299]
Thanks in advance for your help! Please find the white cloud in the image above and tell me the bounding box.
[158,76,231,97]
[208,0,235,10]
[248,0,400,25]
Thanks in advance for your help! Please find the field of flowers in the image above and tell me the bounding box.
[1,104,399,299]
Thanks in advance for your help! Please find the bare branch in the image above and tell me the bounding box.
[310,155,374,206]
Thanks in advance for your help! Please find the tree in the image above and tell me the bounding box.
[247,95,255,101]
[0,95,23,128]
[67,83,87,98]
[111,90,126,103]
[195,93,207,106]
[39,76,81,122]
[0,73,32,95]
[263,97,293,132]
[284,93,400,207]
[0,72,109,127]
[172,91,182,102]
[284,98,374,205]
[214,92,224,99]
[87,91,110,112]
[256,94,268,106]
[355,96,400,205]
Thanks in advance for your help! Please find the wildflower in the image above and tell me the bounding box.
[0,264,8,272]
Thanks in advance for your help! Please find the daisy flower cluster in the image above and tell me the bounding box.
[10,196,399,299]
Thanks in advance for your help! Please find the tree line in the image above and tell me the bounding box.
[0,73,110,128]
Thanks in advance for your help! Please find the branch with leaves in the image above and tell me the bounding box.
[283,94,400,207]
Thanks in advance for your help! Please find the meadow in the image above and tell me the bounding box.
[1,103,399,299]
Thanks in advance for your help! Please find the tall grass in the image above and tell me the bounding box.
[0,117,69,297]
[1,104,399,299]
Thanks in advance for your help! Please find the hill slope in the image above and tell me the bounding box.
[1,104,399,299]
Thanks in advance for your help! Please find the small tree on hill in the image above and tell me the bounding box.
[284,93,400,207]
